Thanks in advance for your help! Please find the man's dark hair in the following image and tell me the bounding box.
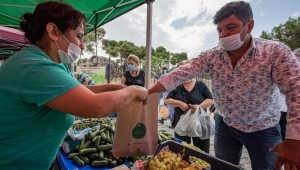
[213,1,253,25]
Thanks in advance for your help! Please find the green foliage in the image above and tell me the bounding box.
[83,27,106,55]
[260,17,300,50]
[170,52,188,65]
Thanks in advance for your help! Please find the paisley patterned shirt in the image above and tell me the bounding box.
[158,37,300,140]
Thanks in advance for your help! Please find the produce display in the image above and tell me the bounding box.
[158,130,177,144]
[64,117,211,169]
[181,142,202,152]
[190,156,211,169]
[147,147,203,170]
[68,117,126,167]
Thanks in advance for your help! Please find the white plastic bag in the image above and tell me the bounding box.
[186,105,202,137]
[198,107,215,139]
[174,110,192,136]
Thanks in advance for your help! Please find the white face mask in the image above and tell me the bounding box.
[218,24,249,51]
[55,32,81,64]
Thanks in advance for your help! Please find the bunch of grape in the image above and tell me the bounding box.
[190,156,211,169]
[147,149,203,170]
[181,142,202,152]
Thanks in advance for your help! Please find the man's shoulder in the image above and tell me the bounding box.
[253,37,289,49]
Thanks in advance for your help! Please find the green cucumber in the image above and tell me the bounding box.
[92,160,108,167]
[78,155,89,164]
[73,156,85,166]
[98,144,112,151]
[79,148,98,155]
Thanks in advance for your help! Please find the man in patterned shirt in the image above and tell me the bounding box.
[149,1,300,170]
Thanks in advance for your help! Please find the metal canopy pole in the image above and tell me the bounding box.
[145,1,153,89]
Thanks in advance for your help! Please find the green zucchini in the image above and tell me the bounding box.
[80,141,91,151]
[73,156,85,166]
[111,160,117,166]
[92,160,108,167]
[98,144,112,151]
[78,139,85,151]
[99,151,105,160]
[105,130,111,142]
[100,132,106,141]
[68,153,80,158]
[79,148,98,155]
[78,155,89,164]
[89,129,99,139]
[87,153,98,161]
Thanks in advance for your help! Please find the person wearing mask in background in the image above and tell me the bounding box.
[152,65,170,124]
[121,54,145,87]
[293,48,300,61]
[278,48,300,141]
[74,72,95,85]
[0,2,147,169]
[148,1,300,169]
[165,60,214,153]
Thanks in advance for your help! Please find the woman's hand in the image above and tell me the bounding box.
[131,86,148,102]
[189,104,198,113]
[179,101,189,112]
[110,83,126,91]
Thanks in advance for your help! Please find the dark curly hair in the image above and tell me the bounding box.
[20,1,86,44]
[213,1,253,26]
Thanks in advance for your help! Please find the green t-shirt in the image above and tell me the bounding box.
[0,44,80,169]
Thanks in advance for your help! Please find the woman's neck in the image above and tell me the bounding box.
[130,69,139,76]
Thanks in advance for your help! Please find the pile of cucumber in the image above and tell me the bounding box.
[68,117,127,167]
[68,118,178,168]
[158,130,177,144]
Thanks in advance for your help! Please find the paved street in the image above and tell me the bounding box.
[158,119,252,170]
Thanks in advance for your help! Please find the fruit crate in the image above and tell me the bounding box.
[155,140,243,170]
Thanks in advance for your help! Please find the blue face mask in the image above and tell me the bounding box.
[128,64,136,71]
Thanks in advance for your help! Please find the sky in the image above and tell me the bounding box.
[83,0,300,60]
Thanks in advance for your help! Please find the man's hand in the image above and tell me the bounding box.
[269,139,300,170]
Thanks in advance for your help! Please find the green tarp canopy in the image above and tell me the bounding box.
[0,0,146,33]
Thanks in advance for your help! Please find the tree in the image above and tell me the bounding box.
[83,27,106,64]
[170,52,188,65]
[101,39,119,83]
[260,17,300,50]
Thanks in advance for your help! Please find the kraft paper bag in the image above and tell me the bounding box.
[113,93,158,157]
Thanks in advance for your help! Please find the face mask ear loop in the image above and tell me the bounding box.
[57,28,70,44]
[54,41,61,50]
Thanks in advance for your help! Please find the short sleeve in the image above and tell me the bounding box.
[166,88,178,99]
[19,63,80,107]
[199,81,213,99]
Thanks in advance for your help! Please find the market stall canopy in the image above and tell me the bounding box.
[0,0,146,33]
[0,25,27,59]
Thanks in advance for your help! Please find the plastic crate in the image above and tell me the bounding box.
[155,140,243,170]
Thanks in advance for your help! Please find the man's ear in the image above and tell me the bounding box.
[45,23,60,41]
[247,19,254,33]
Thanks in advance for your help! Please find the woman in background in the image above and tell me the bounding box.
[121,54,145,87]
[165,60,214,153]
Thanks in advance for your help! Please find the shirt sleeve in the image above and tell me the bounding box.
[19,62,80,107]
[272,43,300,140]
[166,88,178,99]
[158,52,210,92]
[199,81,213,100]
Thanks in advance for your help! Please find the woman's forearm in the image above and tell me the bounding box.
[199,99,214,109]
[164,98,183,107]
[85,84,125,93]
